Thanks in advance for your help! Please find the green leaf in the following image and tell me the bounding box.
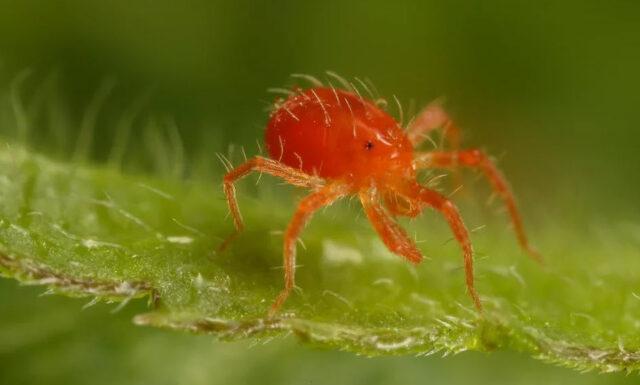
[1,141,640,373]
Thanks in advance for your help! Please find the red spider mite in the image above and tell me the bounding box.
[220,74,541,316]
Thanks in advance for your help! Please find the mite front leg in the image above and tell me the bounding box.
[412,185,482,311]
[360,189,424,264]
[414,149,541,262]
[270,183,347,316]
[406,100,460,150]
[221,156,323,251]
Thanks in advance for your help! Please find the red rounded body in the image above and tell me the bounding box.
[265,87,414,188]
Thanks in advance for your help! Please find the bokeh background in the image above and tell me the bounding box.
[1,1,639,384]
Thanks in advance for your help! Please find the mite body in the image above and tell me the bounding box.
[222,79,540,315]
[265,87,415,187]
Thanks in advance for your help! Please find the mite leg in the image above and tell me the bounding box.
[221,156,323,251]
[412,185,481,311]
[414,149,541,262]
[270,184,347,316]
[406,100,461,150]
[359,189,424,264]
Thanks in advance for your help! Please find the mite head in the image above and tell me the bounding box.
[337,119,415,186]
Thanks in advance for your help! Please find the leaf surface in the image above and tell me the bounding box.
[1,142,640,373]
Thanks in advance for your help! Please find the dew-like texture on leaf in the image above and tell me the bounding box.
[1,143,640,373]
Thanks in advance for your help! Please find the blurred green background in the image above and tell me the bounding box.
[0,0,639,383]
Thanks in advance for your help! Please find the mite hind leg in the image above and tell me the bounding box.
[221,156,323,251]
[269,184,346,316]
[413,149,541,262]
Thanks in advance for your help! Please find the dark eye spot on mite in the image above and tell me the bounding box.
[365,141,374,150]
